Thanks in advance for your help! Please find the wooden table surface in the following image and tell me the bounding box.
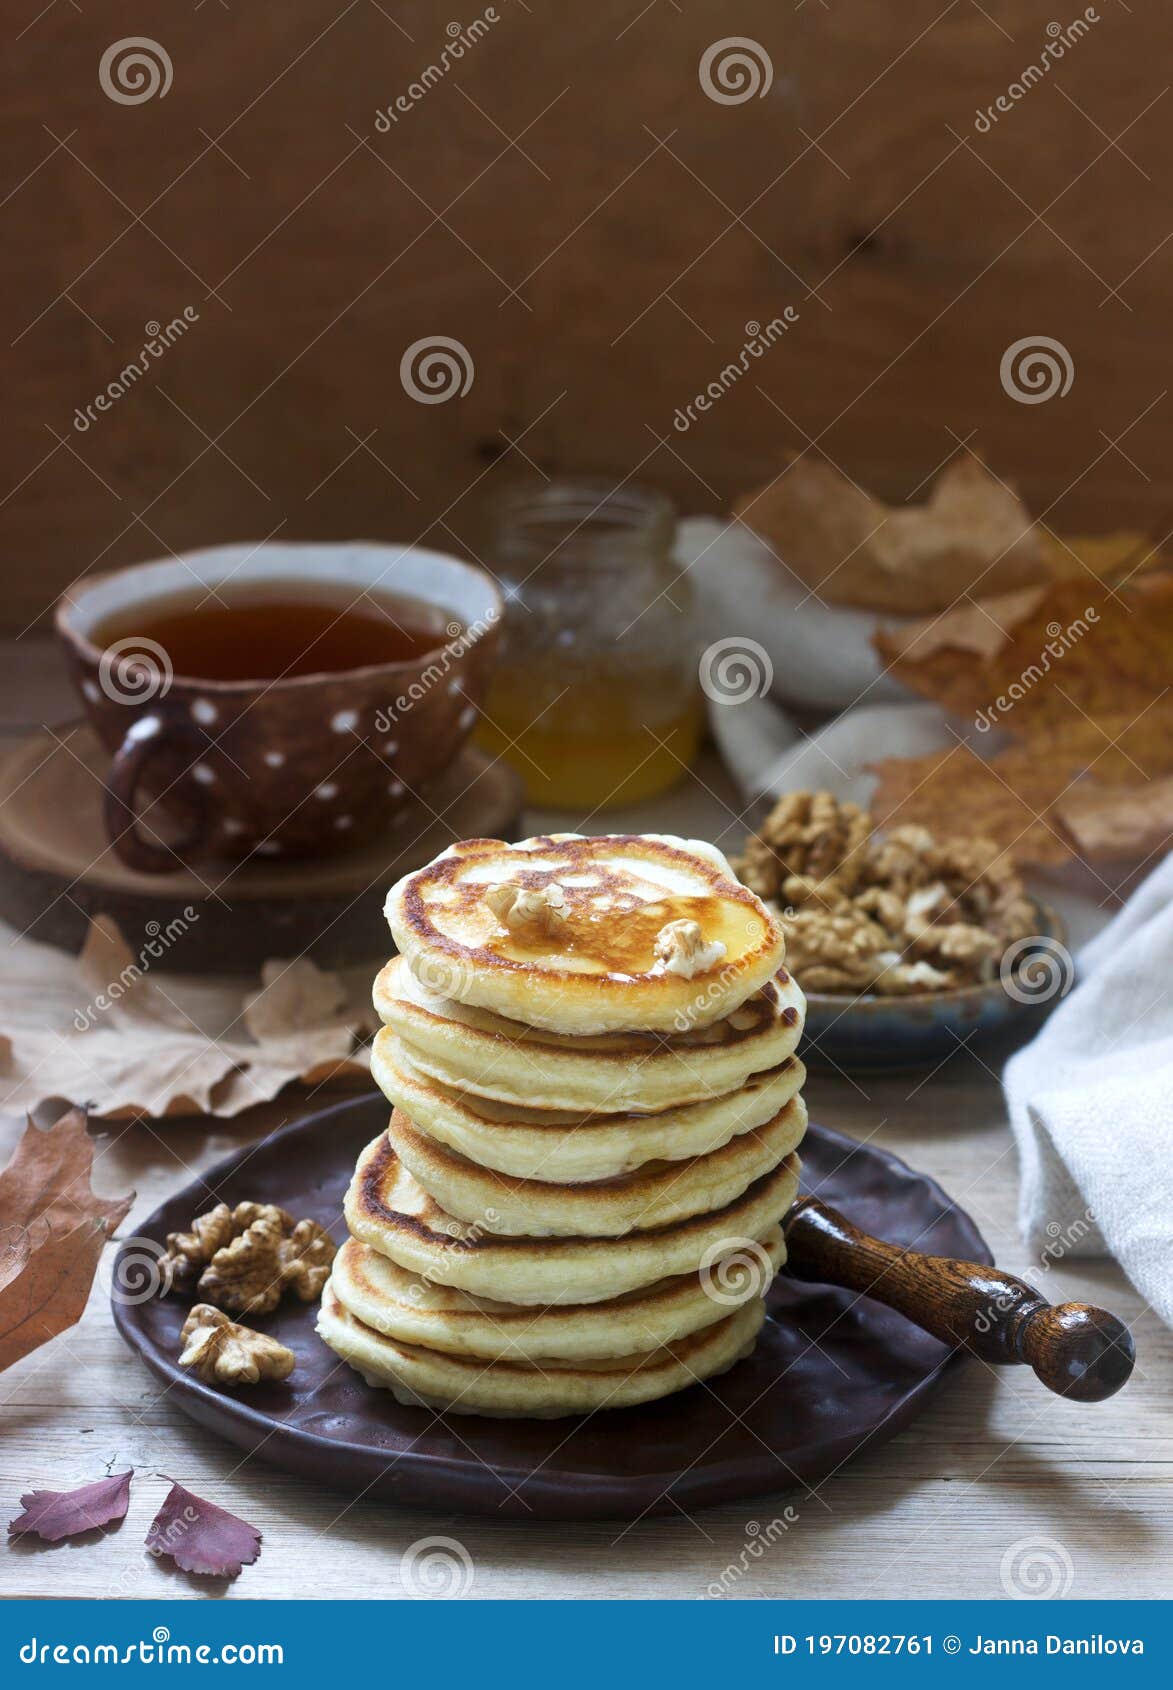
[1,643,1170,1601]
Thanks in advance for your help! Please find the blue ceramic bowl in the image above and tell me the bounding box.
[797,899,1070,1073]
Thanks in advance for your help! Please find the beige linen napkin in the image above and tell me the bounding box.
[1004,855,1173,1326]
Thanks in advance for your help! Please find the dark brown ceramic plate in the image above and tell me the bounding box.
[113,1093,990,1520]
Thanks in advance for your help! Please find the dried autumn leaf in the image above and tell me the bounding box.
[9,1469,133,1542]
[1038,527,1162,585]
[0,1109,133,1372]
[0,916,370,1121]
[1056,771,1173,862]
[869,570,1173,865]
[734,454,1044,614]
[146,1481,261,1578]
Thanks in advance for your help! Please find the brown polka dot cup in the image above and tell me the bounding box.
[56,542,502,873]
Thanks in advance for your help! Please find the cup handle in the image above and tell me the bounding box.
[103,713,211,874]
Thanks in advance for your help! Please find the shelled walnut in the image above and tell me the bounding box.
[178,1304,295,1386]
[736,791,1038,996]
[160,1200,336,1315]
[485,880,569,937]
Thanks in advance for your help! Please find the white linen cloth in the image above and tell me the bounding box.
[1005,854,1173,1325]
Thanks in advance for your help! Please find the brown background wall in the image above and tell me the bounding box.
[2,0,1169,632]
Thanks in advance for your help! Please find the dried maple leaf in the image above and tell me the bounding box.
[9,1469,132,1542]
[735,454,1044,613]
[871,575,1173,864]
[1039,527,1163,585]
[145,1481,261,1578]
[0,1109,134,1372]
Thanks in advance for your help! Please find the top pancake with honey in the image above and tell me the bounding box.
[384,832,786,1035]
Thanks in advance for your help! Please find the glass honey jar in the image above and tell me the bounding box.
[475,479,702,809]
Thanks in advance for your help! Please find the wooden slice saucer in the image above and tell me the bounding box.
[0,724,523,973]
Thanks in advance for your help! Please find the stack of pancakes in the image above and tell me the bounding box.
[317,833,808,1418]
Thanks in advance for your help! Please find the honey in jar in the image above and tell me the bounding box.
[475,480,701,808]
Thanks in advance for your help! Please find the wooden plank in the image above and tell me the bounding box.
[3,2,1173,631]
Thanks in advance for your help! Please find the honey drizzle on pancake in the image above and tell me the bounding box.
[484,886,763,976]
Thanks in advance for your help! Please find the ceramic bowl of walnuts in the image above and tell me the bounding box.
[736,792,1069,1070]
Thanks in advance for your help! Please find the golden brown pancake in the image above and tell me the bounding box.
[316,1280,765,1417]
[371,1036,806,1180]
[383,833,787,1035]
[372,955,805,1114]
[386,1094,807,1237]
[343,1131,801,1305]
[328,1231,784,1361]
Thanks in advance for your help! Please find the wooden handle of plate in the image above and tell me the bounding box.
[782,1196,1134,1403]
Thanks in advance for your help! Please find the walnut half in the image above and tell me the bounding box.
[485,880,569,938]
[178,1304,295,1387]
[654,918,727,979]
[198,1208,336,1316]
[161,1200,337,1316]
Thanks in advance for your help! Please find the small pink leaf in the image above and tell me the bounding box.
[9,1469,133,1542]
[145,1480,261,1578]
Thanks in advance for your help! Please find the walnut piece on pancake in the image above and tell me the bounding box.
[485,879,569,937]
[736,791,1037,995]
[178,1304,295,1387]
[654,918,727,978]
[161,1200,337,1315]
